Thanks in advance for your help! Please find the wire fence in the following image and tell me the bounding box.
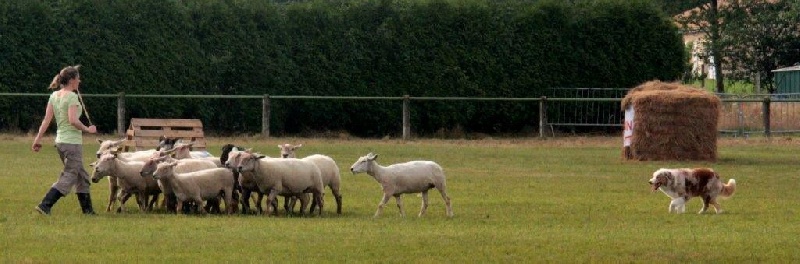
[1,92,798,138]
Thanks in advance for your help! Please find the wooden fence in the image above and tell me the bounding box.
[0,93,795,138]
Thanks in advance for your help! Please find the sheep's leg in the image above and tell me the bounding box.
[314,192,324,216]
[240,189,252,214]
[176,199,185,215]
[286,197,296,215]
[165,193,177,213]
[394,195,405,217]
[106,178,119,212]
[283,197,293,215]
[374,194,391,218]
[117,191,133,213]
[196,197,208,215]
[316,192,324,216]
[136,192,147,212]
[255,192,264,214]
[332,188,342,215]
[418,191,429,217]
[147,194,160,212]
[266,191,279,216]
[438,188,453,218]
[308,193,317,214]
[298,194,310,216]
[224,190,234,214]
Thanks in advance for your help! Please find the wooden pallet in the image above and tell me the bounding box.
[124,118,206,151]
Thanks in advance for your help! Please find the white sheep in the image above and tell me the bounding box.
[95,139,163,213]
[277,144,342,214]
[234,151,325,216]
[226,150,305,215]
[96,138,157,160]
[223,148,266,214]
[152,161,236,214]
[161,142,220,166]
[91,153,161,212]
[140,155,221,213]
[349,152,453,218]
[168,140,216,160]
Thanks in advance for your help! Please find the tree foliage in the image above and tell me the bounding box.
[676,0,800,93]
[718,0,800,93]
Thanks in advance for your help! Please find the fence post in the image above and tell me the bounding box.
[262,94,270,138]
[539,96,547,138]
[763,96,771,138]
[402,95,410,140]
[117,92,125,136]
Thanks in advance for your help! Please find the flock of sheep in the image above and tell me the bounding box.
[89,138,453,218]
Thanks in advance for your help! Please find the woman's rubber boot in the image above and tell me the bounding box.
[35,188,64,215]
[77,193,96,215]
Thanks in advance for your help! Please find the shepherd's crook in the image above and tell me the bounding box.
[76,89,94,126]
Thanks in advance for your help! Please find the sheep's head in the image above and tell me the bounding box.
[91,153,117,183]
[224,150,244,169]
[141,155,170,178]
[350,152,378,174]
[236,151,266,173]
[221,144,246,164]
[153,161,179,180]
[278,144,302,158]
[96,138,126,158]
[168,142,194,159]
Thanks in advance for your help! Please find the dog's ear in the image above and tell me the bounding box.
[657,171,672,181]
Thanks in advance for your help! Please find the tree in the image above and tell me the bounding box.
[676,0,725,93]
[718,0,800,93]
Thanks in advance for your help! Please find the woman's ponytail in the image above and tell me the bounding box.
[48,74,61,89]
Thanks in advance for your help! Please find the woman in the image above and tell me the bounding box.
[31,65,98,215]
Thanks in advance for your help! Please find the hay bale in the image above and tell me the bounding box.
[622,80,720,161]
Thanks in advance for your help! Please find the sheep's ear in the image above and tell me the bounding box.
[97,139,105,144]
[367,153,378,160]
[294,144,303,150]
[163,147,177,154]
[245,148,254,153]
[277,145,283,149]
[257,155,267,159]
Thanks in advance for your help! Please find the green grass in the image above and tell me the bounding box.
[1,135,799,263]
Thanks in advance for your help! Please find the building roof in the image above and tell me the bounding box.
[772,65,800,73]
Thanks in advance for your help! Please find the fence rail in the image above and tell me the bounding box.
[1,92,797,138]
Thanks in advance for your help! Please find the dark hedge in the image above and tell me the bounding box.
[0,0,684,137]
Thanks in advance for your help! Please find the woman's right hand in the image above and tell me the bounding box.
[86,125,97,134]
[32,142,42,152]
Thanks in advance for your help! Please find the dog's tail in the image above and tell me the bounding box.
[720,179,736,198]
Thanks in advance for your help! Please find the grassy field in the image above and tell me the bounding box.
[1,134,799,263]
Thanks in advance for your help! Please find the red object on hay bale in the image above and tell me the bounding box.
[621,81,720,161]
